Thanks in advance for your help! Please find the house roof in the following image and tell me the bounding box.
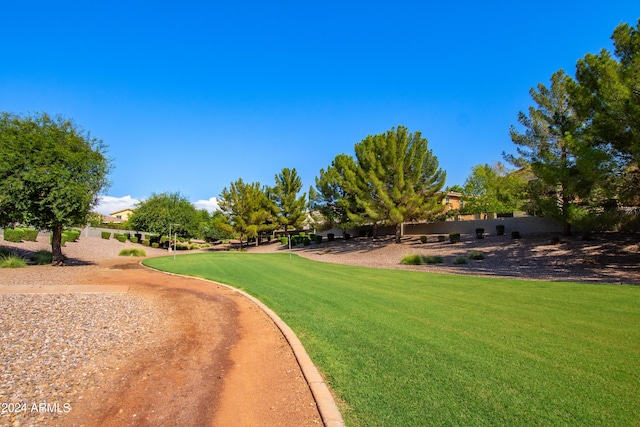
[110,208,135,216]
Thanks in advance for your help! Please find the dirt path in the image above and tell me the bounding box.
[58,258,322,426]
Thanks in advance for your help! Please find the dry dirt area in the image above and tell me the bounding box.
[0,237,322,427]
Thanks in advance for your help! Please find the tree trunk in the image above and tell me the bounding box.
[563,222,572,237]
[395,223,402,244]
[372,223,378,239]
[51,224,65,266]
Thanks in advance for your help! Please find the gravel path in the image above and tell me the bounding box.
[0,235,170,426]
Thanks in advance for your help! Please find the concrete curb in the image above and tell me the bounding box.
[141,262,345,427]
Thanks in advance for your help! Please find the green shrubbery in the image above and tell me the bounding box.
[118,248,146,257]
[281,237,288,245]
[420,235,428,244]
[400,254,444,265]
[0,250,27,268]
[449,232,461,244]
[117,235,127,243]
[101,231,111,239]
[468,251,485,260]
[31,250,52,265]
[454,257,468,265]
[22,228,38,241]
[151,242,160,248]
[130,237,139,244]
[3,228,23,243]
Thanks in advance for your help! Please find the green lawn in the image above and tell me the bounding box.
[144,252,640,426]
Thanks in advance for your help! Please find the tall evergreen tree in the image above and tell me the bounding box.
[348,126,446,243]
[270,167,307,233]
[572,19,640,206]
[507,70,612,235]
[219,178,275,248]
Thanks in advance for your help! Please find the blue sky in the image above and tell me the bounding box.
[2,2,638,215]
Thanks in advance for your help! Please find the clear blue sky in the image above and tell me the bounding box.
[2,1,638,214]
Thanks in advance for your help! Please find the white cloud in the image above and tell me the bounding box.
[95,195,140,216]
[193,197,220,213]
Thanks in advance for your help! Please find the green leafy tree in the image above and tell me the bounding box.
[128,192,200,239]
[0,112,111,265]
[348,126,446,243]
[572,19,640,206]
[507,70,613,235]
[199,210,234,242]
[218,178,276,248]
[462,162,527,218]
[270,167,307,233]
[309,154,361,234]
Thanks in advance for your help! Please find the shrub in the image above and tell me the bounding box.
[344,233,351,240]
[550,235,561,245]
[292,235,302,245]
[496,224,505,236]
[400,254,424,265]
[314,235,323,244]
[142,240,150,247]
[151,242,160,248]
[475,228,485,239]
[0,254,27,268]
[130,237,139,244]
[118,248,146,257]
[22,228,38,241]
[454,257,468,265]
[65,229,80,242]
[511,231,521,239]
[327,233,335,242]
[281,237,288,245]
[117,235,127,243]
[420,235,427,244]
[101,231,111,239]
[468,251,485,260]
[31,250,53,265]
[303,237,311,246]
[423,255,444,264]
[299,232,306,237]
[449,232,461,244]
[437,235,446,242]
[3,228,23,243]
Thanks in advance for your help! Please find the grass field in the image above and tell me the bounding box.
[144,252,640,426]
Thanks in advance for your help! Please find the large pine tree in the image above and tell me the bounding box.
[270,167,307,233]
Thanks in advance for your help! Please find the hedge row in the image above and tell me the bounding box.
[3,228,39,243]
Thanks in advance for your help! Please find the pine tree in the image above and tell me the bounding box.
[270,167,307,233]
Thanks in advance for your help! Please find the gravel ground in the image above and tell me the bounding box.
[0,234,171,426]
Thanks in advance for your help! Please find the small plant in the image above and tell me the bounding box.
[101,231,111,239]
[142,240,150,247]
[22,228,38,241]
[400,254,424,265]
[151,242,160,248]
[3,228,23,243]
[281,237,288,245]
[118,248,147,257]
[550,235,561,245]
[0,254,27,268]
[468,251,485,260]
[130,237,139,244]
[30,250,53,265]
[423,255,444,264]
[303,237,311,246]
[437,235,446,242]
[454,257,467,265]
[314,235,323,244]
[496,224,505,236]
[449,232,461,244]
[327,233,335,242]
[344,233,351,240]
[511,231,521,239]
[117,235,127,243]
[475,228,485,239]
[420,235,427,244]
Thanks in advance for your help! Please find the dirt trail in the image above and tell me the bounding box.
[61,258,322,426]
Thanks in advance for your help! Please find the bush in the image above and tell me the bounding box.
[437,235,446,242]
[496,224,505,236]
[468,251,485,260]
[142,240,151,247]
[118,248,146,257]
[420,235,428,244]
[449,232,461,244]
[344,233,351,240]
[281,237,288,245]
[400,254,424,265]
[130,237,139,244]
[31,250,53,265]
[550,235,561,245]
[423,255,444,264]
[22,228,38,241]
[65,229,81,242]
[117,235,127,243]
[327,233,335,242]
[101,231,111,239]
[454,257,468,265]
[3,228,23,243]
[475,228,485,239]
[0,254,27,268]
[511,231,521,239]
[151,242,160,248]
[303,237,311,246]
[292,235,302,245]
[314,235,323,244]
